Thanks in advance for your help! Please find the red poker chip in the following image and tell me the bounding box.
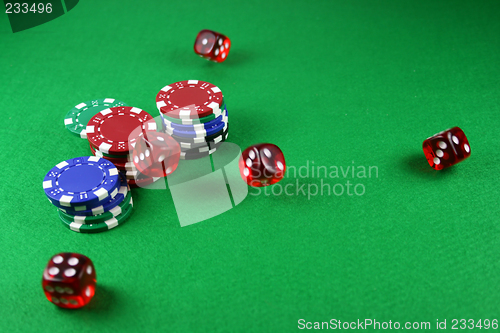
[128,176,159,188]
[89,145,131,164]
[86,106,157,155]
[156,80,223,120]
[89,143,130,156]
[113,161,127,170]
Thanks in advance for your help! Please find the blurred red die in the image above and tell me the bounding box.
[422,126,471,170]
[132,132,181,178]
[42,253,96,309]
[194,29,231,63]
[239,143,286,187]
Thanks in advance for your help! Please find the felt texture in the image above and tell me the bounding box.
[1,0,499,331]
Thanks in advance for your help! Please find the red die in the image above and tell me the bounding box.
[194,29,231,63]
[239,143,286,187]
[132,132,181,178]
[42,253,96,309]
[422,126,471,170]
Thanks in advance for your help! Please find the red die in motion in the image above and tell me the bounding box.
[239,143,286,187]
[42,253,96,309]
[132,132,181,178]
[422,126,471,170]
[194,29,231,63]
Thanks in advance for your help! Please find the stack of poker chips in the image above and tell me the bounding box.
[156,80,229,160]
[42,156,133,233]
[85,106,160,187]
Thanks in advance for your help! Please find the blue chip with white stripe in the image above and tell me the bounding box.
[58,172,129,216]
[43,156,120,209]
[166,108,227,131]
[163,109,228,138]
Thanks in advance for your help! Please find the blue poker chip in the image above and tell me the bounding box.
[43,156,120,209]
[163,110,228,138]
[58,172,129,216]
[167,108,228,132]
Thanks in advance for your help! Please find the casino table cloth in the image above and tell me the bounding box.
[1,0,500,332]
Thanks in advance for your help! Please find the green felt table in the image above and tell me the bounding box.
[1,0,500,332]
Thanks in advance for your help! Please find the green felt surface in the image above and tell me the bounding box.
[1,0,500,332]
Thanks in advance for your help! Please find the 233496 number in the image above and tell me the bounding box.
[451,319,498,330]
[5,3,52,14]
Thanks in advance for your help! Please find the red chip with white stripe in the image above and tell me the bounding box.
[156,80,224,119]
[86,106,157,155]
